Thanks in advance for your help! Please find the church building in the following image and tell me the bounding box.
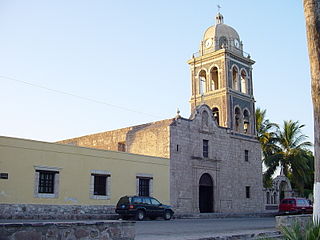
[59,13,265,213]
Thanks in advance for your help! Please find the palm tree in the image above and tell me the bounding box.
[255,108,279,158]
[288,150,314,197]
[255,108,279,187]
[264,120,312,194]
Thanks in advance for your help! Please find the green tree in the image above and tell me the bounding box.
[264,120,312,194]
[288,150,314,197]
[255,108,279,187]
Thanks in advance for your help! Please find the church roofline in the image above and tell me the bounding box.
[57,118,176,144]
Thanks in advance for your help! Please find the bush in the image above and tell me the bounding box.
[280,221,320,240]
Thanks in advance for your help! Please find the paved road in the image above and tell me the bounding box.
[135,217,276,240]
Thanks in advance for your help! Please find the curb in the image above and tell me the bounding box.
[174,212,277,219]
[183,230,283,240]
[1,212,277,221]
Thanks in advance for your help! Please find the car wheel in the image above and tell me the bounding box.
[163,210,172,220]
[136,210,145,221]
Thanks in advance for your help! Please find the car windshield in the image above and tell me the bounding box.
[150,198,160,205]
[143,197,151,204]
[297,199,309,207]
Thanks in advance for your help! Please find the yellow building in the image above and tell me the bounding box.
[0,136,169,218]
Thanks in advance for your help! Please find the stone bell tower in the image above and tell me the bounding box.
[188,12,256,135]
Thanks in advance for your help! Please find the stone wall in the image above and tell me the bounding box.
[276,214,312,229]
[0,220,134,240]
[57,127,134,151]
[0,204,116,220]
[58,119,173,158]
[126,119,172,158]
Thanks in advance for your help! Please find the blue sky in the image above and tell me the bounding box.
[0,0,313,144]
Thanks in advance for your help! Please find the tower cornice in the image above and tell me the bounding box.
[187,49,255,66]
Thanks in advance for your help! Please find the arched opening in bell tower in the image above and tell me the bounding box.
[212,107,220,126]
[210,67,219,91]
[240,70,247,94]
[232,66,239,91]
[234,107,241,132]
[199,70,207,95]
[243,109,250,134]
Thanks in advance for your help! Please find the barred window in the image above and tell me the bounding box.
[139,178,150,197]
[37,170,57,194]
[90,170,111,200]
[93,175,107,196]
[203,140,209,158]
[245,150,249,162]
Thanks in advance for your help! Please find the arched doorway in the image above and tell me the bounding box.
[199,173,213,213]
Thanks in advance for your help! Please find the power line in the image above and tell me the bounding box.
[0,75,162,118]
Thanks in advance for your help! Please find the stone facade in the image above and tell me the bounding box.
[170,105,264,213]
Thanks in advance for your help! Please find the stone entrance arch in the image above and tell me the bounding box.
[199,173,213,213]
[273,172,293,204]
[264,173,294,208]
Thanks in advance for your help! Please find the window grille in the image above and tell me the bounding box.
[245,150,249,162]
[203,140,209,158]
[139,178,150,197]
[37,170,56,194]
[93,175,107,196]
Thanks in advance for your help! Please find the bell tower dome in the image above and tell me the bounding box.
[188,12,256,135]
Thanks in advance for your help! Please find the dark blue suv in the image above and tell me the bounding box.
[115,196,174,221]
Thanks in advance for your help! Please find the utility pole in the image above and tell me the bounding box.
[303,0,320,221]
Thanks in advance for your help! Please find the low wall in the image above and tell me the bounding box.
[276,214,312,229]
[0,220,134,240]
[0,204,117,220]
